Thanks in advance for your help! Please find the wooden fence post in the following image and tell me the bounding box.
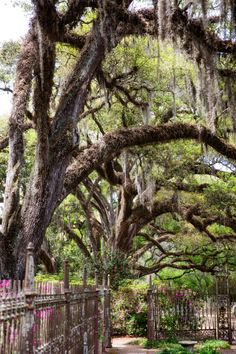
[104,274,112,349]
[94,270,99,354]
[24,242,36,353]
[83,267,89,354]
[147,275,155,340]
[64,259,71,353]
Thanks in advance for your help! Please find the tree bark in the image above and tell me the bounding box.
[2,1,133,278]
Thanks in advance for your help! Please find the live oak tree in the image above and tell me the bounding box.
[57,140,236,282]
[1,0,236,278]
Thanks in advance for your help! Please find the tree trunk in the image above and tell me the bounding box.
[1,154,68,278]
[1,1,131,277]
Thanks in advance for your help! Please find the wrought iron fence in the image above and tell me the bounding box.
[147,286,217,341]
[0,243,111,353]
[147,282,236,343]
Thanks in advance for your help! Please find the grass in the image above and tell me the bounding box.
[127,337,147,346]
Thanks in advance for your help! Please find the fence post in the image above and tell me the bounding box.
[64,259,71,353]
[147,275,155,340]
[24,242,36,353]
[216,269,232,343]
[104,274,112,349]
[83,267,89,354]
[94,270,99,354]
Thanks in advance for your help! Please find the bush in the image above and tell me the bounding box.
[195,340,230,351]
[158,347,191,354]
[197,347,219,354]
[144,340,180,349]
[126,312,147,336]
[111,280,148,336]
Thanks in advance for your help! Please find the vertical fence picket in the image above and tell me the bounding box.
[105,274,112,349]
[147,280,155,341]
[24,242,36,354]
[64,259,71,354]
[82,267,89,354]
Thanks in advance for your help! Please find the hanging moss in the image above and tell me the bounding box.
[157,0,165,40]
[201,0,208,25]
[225,77,236,131]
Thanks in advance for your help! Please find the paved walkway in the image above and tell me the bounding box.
[221,348,236,354]
[107,337,158,354]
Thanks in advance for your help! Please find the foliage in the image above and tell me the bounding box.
[197,348,219,354]
[0,41,21,87]
[154,269,214,296]
[2,0,236,282]
[126,312,147,336]
[144,339,180,349]
[158,346,190,354]
[204,176,236,216]
[35,273,86,285]
[195,340,230,351]
[127,337,147,346]
[111,280,148,336]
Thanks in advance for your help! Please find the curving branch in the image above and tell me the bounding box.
[59,0,98,30]
[38,247,56,273]
[123,8,236,56]
[64,122,236,195]
[63,223,92,260]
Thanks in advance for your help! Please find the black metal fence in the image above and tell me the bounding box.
[0,243,111,353]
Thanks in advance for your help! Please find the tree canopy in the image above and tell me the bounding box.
[0,0,236,279]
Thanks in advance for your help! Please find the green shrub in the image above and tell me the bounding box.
[197,347,219,354]
[158,347,191,354]
[195,340,230,351]
[126,312,147,336]
[128,338,147,346]
[144,339,179,349]
[111,282,148,336]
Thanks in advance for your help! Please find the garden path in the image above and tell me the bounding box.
[107,337,158,354]
[221,348,236,354]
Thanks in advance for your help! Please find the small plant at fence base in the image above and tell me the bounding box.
[159,347,191,354]
[157,348,221,354]
[144,340,180,349]
[196,348,220,354]
[141,338,230,353]
[194,340,230,351]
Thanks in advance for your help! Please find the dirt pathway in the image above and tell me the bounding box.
[106,337,158,354]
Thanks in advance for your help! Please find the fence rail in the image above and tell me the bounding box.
[0,243,111,353]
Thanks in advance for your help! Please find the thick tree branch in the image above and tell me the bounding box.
[124,8,236,56]
[38,248,56,273]
[63,223,92,260]
[64,122,236,196]
[60,0,98,30]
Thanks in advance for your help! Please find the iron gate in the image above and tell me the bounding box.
[147,277,236,343]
